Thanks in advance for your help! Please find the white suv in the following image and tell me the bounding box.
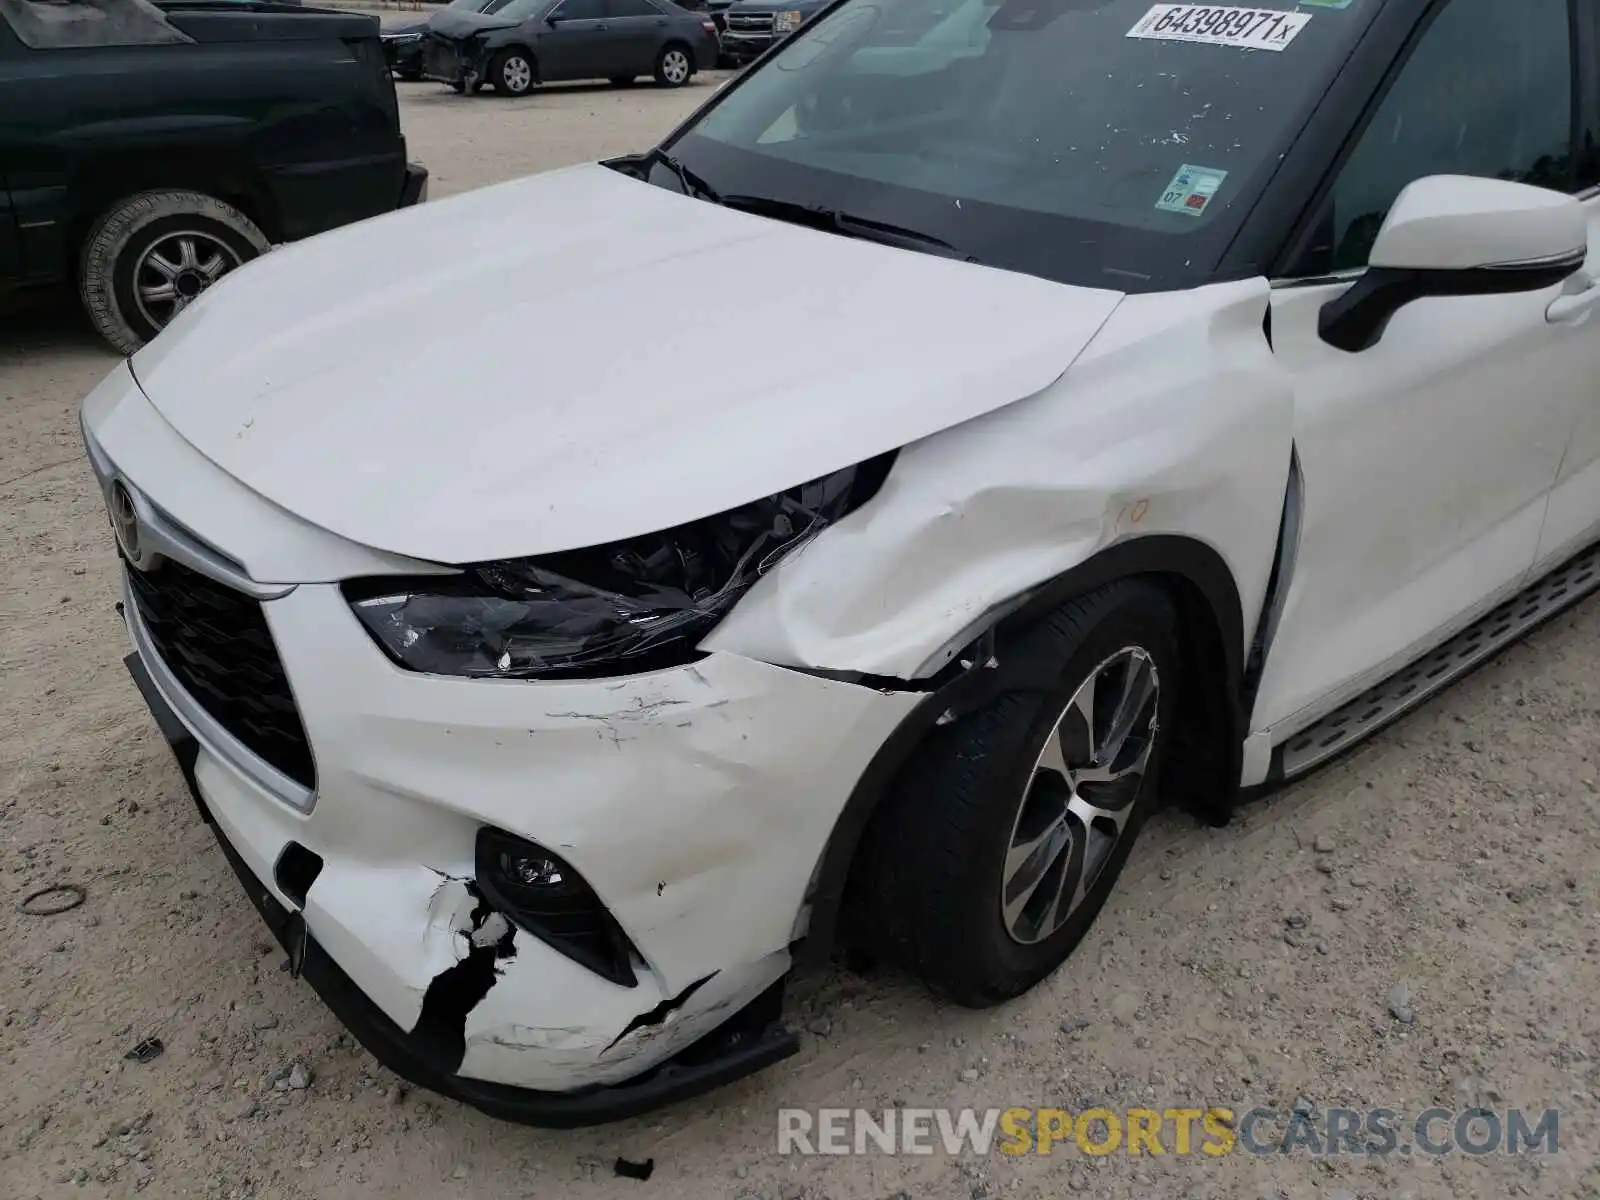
[84,0,1600,1124]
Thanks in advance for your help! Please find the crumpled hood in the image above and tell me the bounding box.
[131,163,1123,565]
[427,8,518,38]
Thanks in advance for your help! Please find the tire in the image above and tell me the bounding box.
[609,75,635,86]
[491,47,536,95]
[78,190,269,356]
[856,581,1181,1007]
[653,42,692,87]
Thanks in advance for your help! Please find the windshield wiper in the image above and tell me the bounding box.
[720,194,979,263]
[643,152,977,264]
[645,147,723,203]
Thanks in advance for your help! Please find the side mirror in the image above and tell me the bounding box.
[1319,175,1587,353]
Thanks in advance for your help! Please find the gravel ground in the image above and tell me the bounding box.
[4,70,1600,1200]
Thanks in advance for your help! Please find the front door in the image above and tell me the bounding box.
[539,0,613,81]
[1251,0,1592,735]
[602,0,669,77]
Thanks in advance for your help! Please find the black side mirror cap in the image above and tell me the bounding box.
[1318,255,1584,353]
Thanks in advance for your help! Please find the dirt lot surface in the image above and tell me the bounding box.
[5,66,1600,1200]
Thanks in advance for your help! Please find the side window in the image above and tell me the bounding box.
[607,0,661,15]
[1310,0,1575,274]
[550,0,605,20]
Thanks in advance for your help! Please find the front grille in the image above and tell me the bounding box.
[725,12,774,31]
[126,557,316,790]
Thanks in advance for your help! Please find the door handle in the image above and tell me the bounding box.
[595,21,608,28]
[1546,273,1600,325]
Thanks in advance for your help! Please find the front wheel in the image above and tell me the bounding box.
[78,190,269,355]
[492,48,536,95]
[855,581,1180,1007]
[653,43,692,87]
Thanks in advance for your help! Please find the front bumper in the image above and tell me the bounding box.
[719,31,774,61]
[86,355,924,1118]
[123,648,800,1126]
[113,569,919,1113]
[423,37,486,89]
[384,37,425,74]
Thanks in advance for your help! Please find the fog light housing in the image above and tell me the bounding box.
[475,826,640,987]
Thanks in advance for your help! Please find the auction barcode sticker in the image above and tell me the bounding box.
[1126,4,1313,51]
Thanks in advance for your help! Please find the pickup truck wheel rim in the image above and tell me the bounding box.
[135,231,240,329]
[503,55,532,92]
[999,646,1159,946]
[662,49,689,83]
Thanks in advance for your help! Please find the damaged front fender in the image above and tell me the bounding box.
[702,278,1294,681]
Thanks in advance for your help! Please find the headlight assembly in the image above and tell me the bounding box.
[773,9,804,32]
[343,454,894,680]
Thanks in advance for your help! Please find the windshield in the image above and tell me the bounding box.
[493,0,542,17]
[664,0,1375,290]
[451,0,512,11]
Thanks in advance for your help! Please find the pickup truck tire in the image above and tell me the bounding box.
[654,43,692,87]
[491,49,536,96]
[80,191,270,355]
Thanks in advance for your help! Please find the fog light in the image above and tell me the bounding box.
[508,853,564,888]
[475,826,640,987]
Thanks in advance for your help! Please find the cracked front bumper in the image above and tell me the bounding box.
[87,359,922,1120]
[129,644,799,1125]
[117,589,916,1115]
[113,579,924,1127]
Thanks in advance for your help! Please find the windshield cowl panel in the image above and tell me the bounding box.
[665,0,1377,291]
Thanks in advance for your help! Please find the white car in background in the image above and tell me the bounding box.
[81,0,1600,1124]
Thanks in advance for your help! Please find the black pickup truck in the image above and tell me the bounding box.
[0,0,426,352]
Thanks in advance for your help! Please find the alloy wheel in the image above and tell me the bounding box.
[133,231,241,330]
[999,646,1160,945]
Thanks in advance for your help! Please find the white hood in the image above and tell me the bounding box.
[132,163,1123,565]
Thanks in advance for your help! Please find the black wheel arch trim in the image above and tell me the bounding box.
[798,533,1248,966]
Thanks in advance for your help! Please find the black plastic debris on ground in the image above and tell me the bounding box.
[124,1037,164,1064]
[614,1157,655,1181]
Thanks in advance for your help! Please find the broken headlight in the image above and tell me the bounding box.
[343,454,894,680]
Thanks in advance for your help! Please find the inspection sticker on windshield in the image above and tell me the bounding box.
[1155,164,1229,216]
[1127,5,1312,51]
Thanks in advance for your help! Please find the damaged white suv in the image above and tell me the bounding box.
[84,0,1600,1124]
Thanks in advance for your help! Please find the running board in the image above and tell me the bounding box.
[1272,545,1600,782]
